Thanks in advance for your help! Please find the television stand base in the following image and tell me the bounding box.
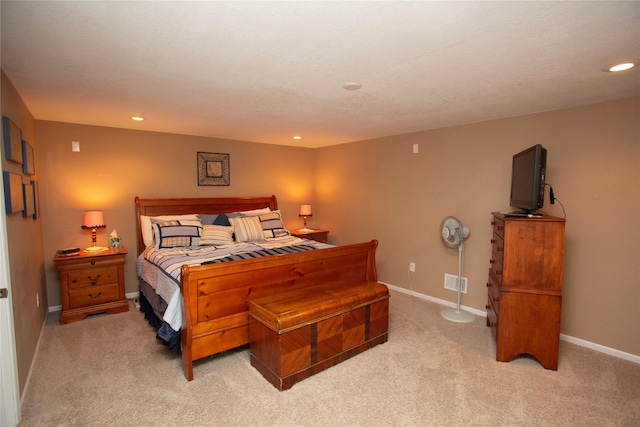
[501,211,543,218]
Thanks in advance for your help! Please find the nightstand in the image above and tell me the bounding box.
[290,229,329,243]
[54,247,129,324]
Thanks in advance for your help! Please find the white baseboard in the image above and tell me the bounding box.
[48,305,61,313]
[383,282,640,365]
[21,310,49,405]
[384,282,487,317]
[47,283,639,365]
[559,333,640,364]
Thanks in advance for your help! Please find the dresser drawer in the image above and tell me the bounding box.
[67,266,119,289]
[486,296,498,333]
[489,251,503,284]
[491,217,505,239]
[487,272,501,311]
[69,283,120,308]
[491,235,504,261]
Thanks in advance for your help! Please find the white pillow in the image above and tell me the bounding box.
[152,219,202,249]
[229,216,264,242]
[199,225,235,246]
[227,207,272,218]
[140,214,199,247]
[259,211,290,238]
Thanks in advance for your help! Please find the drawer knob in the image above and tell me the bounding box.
[485,304,490,310]
[489,259,496,264]
[90,261,96,265]
[486,282,490,287]
[88,292,102,299]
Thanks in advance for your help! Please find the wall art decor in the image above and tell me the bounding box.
[30,180,39,219]
[3,171,24,214]
[22,182,35,218]
[22,140,35,174]
[197,152,230,186]
[2,116,23,164]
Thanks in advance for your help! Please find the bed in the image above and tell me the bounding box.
[135,195,380,380]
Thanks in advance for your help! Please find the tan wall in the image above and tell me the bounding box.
[5,65,638,403]
[35,121,316,307]
[316,97,640,357]
[1,71,48,394]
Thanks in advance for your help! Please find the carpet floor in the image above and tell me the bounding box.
[19,289,640,426]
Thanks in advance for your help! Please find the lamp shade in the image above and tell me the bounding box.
[83,210,105,228]
[299,204,312,216]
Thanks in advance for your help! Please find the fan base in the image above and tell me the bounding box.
[441,308,476,323]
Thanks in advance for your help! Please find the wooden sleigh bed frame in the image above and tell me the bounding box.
[135,195,380,380]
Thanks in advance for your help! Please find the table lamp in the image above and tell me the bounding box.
[299,204,312,231]
[81,210,107,251]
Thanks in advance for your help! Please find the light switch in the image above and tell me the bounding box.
[413,143,418,154]
[72,141,80,152]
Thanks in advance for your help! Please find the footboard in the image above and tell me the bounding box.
[180,240,379,380]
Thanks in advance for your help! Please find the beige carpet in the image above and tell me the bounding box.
[20,290,640,426]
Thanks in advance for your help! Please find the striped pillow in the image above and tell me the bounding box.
[259,211,290,238]
[153,220,202,249]
[199,225,234,246]
[229,216,264,242]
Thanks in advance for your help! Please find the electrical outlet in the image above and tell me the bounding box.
[409,262,416,272]
[444,273,468,293]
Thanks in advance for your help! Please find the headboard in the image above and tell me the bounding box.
[134,195,278,256]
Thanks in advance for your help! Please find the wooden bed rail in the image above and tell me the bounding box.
[180,239,379,380]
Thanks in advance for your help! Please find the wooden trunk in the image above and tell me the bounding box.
[248,281,389,391]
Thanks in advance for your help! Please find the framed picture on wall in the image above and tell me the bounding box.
[2,116,23,164]
[31,180,40,219]
[3,171,24,214]
[197,152,230,186]
[22,182,35,218]
[22,140,35,175]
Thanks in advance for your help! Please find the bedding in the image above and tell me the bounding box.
[137,222,330,349]
[135,195,381,380]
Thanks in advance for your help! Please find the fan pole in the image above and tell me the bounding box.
[441,242,476,323]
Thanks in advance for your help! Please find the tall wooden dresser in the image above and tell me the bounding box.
[486,213,565,370]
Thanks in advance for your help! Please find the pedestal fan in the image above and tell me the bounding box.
[440,216,476,323]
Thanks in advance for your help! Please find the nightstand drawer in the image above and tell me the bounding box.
[69,283,120,308]
[68,266,119,289]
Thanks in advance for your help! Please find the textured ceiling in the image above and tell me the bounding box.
[1,1,639,148]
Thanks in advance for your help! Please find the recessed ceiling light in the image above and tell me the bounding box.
[605,62,636,72]
[131,116,145,121]
[343,82,362,90]
[293,135,302,140]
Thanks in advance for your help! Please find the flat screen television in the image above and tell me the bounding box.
[509,144,547,213]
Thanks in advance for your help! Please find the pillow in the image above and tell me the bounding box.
[140,214,199,247]
[259,211,290,238]
[152,219,202,249]
[198,214,219,225]
[228,216,264,242]
[226,207,272,218]
[213,213,231,226]
[199,225,234,246]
